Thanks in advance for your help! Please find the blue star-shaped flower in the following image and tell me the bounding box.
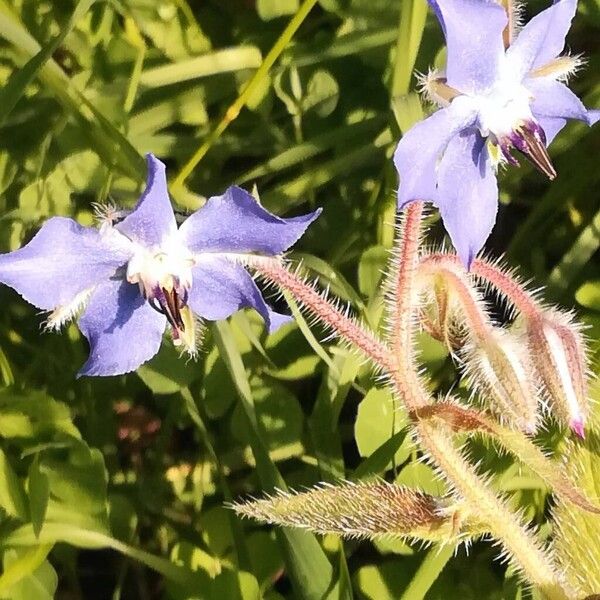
[0,154,320,376]
[394,0,598,268]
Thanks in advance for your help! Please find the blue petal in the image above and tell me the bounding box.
[535,116,567,145]
[116,154,177,247]
[178,186,321,256]
[0,217,131,311]
[434,130,498,269]
[506,0,577,79]
[394,96,478,208]
[526,77,592,124]
[188,256,287,333]
[78,279,166,377]
[429,0,507,94]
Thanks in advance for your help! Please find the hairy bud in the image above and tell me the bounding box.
[232,481,480,543]
[462,328,539,434]
[526,311,589,438]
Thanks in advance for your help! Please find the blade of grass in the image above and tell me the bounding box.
[0,0,95,123]
[391,0,428,98]
[139,46,262,88]
[547,208,600,298]
[180,387,252,573]
[171,0,319,192]
[237,116,384,184]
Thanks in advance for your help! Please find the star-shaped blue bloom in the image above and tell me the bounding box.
[394,0,598,268]
[0,154,320,377]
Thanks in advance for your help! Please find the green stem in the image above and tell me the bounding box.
[390,0,428,98]
[171,0,319,192]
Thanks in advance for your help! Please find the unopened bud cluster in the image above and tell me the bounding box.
[240,206,594,595]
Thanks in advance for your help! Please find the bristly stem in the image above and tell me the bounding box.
[386,201,431,409]
[417,421,569,600]
[420,254,539,318]
[248,257,397,375]
[391,202,424,354]
[385,207,566,595]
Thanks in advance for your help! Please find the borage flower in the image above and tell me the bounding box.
[0,154,319,376]
[394,0,598,268]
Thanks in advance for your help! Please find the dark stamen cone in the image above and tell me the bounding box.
[510,122,557,180]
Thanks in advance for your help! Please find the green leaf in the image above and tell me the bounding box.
[398,544,455,600]
[137,342,199,395]
[27,458,49,538]
[354,387,412,470]
[258,0,300,20]
[0,548,56,600]
[576,280,600,311]
[40,442,110,533]
[303,70,339,117]
[2,523,203,588]
[265,354,321,380]
[0,9,145,181]
[231,377,304,462]
[0,390,79,440]
[16,150,104,222]
[358,245,388,298]
[0,0,96,123]
[0,447,28,521]
[352,429,409,480]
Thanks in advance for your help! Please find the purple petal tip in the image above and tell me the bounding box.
[571,418,586,439]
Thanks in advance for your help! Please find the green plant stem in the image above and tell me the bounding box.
[171,0,318,192]
[390,0,428,98]
[417,422,568,599]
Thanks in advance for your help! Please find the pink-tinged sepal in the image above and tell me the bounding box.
[526,310,590,436]
[570,417,586,440]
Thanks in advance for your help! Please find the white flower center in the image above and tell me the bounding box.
[126,237,194,299]
[473,80,534,139]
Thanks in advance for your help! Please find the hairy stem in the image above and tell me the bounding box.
[386,202,430,409]
[387,213,566,595]
[418,422,569,599]
[249,257,396,374]
[421,254,539,318]
[251,231,567,594]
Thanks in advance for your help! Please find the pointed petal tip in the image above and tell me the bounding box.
[570,418,586,439]
[267,311,294,334]
[588,109,600,127]
[144,152,165,171]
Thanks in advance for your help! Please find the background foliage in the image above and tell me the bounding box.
[0,0,598,598]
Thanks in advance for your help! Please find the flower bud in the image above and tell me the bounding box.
[232,482,473,543]
[462,328,539,433]
[526,311,589,438]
